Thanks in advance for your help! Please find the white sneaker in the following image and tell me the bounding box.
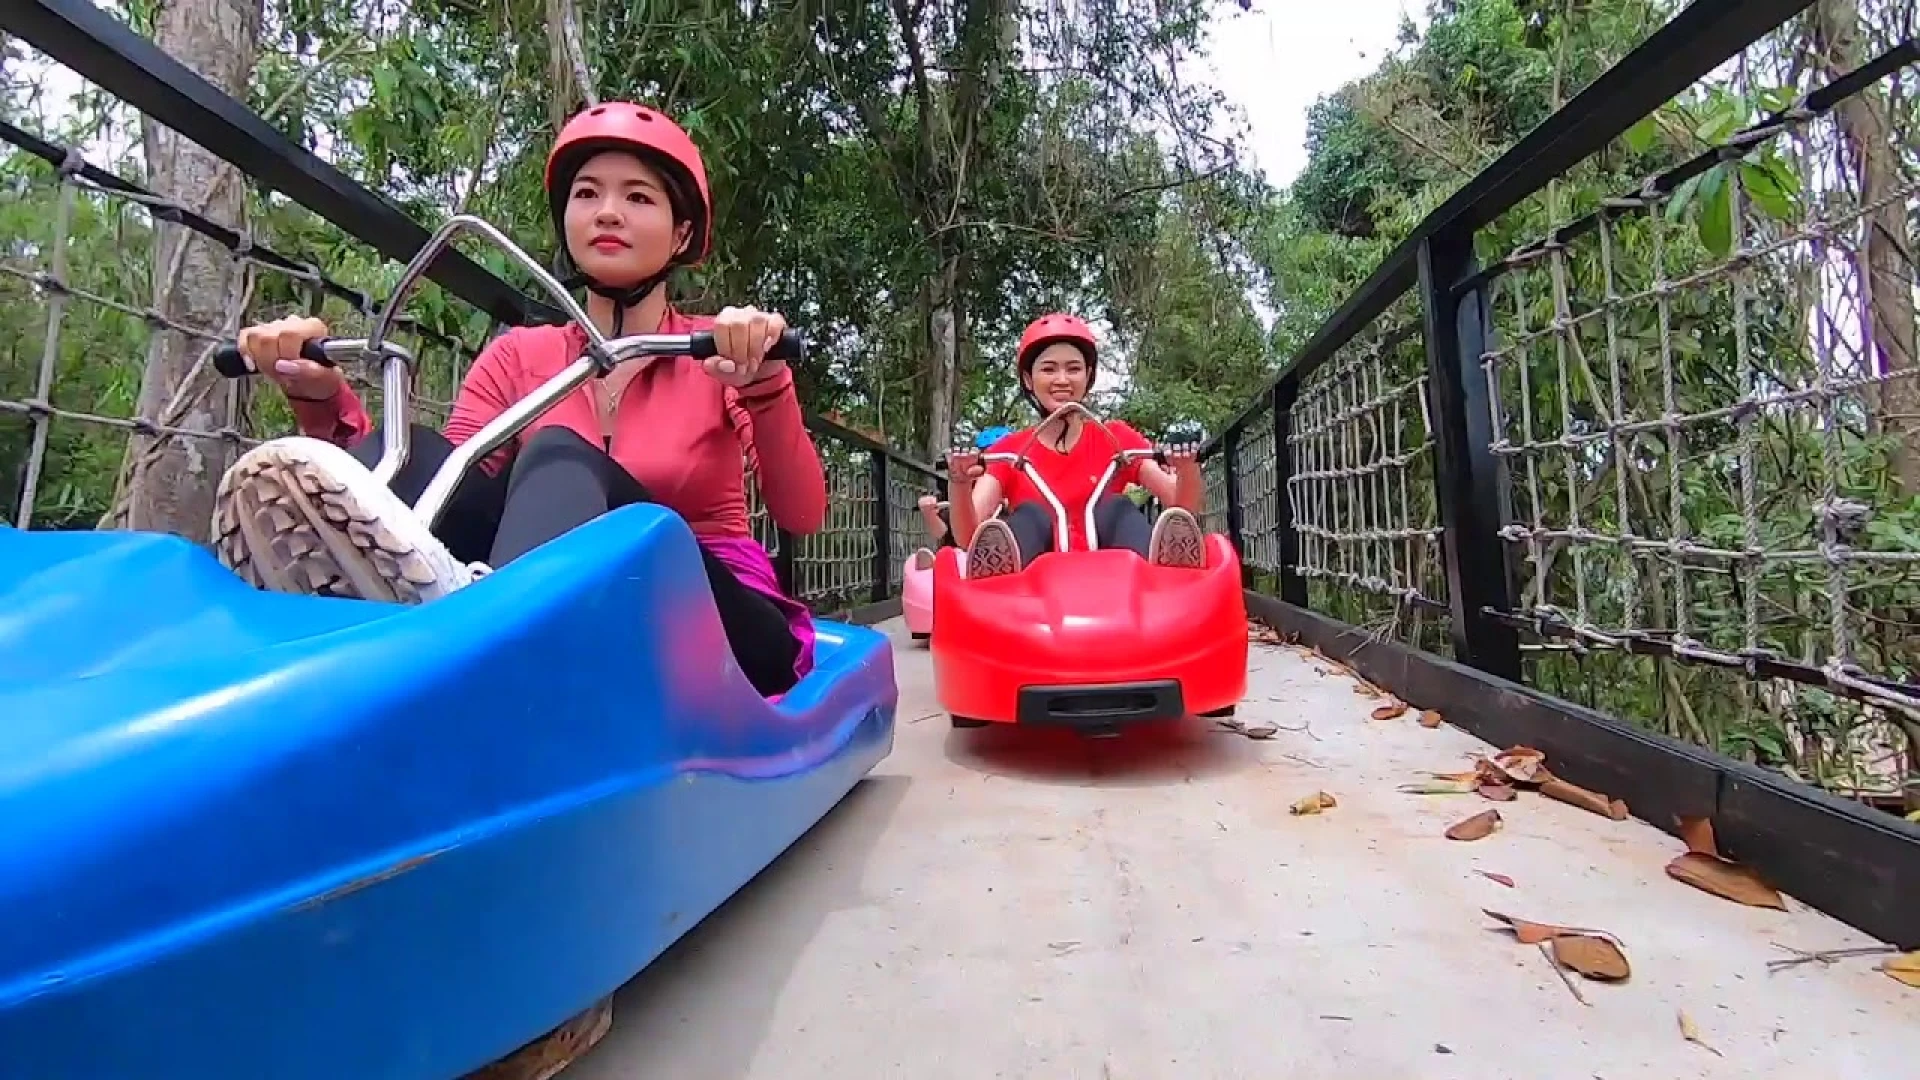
[213,435,474,603]
[966,517,1022,579]
[1147,507,1207,569]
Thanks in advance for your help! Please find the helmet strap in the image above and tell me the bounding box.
[559,267,674,341]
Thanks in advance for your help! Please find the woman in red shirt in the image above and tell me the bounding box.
[212,102,825,697]
[945,313,1207,578]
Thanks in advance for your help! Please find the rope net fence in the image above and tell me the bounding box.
[0,51,932,615]
[1477,28,1920,799]
[1212,14,1920,805]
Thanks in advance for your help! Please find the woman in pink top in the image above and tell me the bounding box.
[212,102,826,697]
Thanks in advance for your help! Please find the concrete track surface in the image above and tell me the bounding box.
[565,620,1918,1080]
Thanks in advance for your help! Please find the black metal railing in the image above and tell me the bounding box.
[0,0,938,620]
[1206,0,1920,804]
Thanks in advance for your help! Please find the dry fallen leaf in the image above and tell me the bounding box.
[1552,934,1631,981]
[1432,770,1480,783]
[1290,791,1338,816]
[1665,852,1788,910]
[1484,910,1566,945]
[1419,709,1444,728]
[1878,951,1920,989]
[1477,782,1518,802]
[1477,870,1516,888]
[1676,815,1719,856]
[1446,809,1504,841]
[1351,683,1384,699]
[1539,777,1630,820]
[1371,700,1410,721]
[1677,1009,1722,1056]
[1487,746,1547,785]
[1483,910,1632,978]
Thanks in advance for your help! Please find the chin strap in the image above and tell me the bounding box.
[561,270,674,340]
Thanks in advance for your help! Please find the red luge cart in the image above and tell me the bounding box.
[930,405,1248,734]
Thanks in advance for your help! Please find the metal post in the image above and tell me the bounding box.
[869,451,891,603]
[1270,378,1308,606]
[774,530,798,601]
[1418,231,1521,681]
[1223,425,1245,560]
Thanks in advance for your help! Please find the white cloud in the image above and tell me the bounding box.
[1195,1,1421,186]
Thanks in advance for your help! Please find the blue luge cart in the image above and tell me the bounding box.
[0,213,898,1079]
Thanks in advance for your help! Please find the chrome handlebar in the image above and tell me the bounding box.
[967,405,1163,552]
[215,213,805,532]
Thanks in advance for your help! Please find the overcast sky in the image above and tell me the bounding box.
[1196,0,1419,185]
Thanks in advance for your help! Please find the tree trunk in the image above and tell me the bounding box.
[122,0,263,539]
[1815,0,1918,496]
[925,255,960,460]
[544,0,597,128]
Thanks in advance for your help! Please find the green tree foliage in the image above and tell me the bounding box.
[2,0,1276,522]
[1244,0,1920,800]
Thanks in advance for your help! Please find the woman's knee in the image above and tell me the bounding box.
[1094,494,1147,524]
[510,424,655,505]
[1094,495,1152,554]
[518,425,602,462]
[1006,500,1052,526]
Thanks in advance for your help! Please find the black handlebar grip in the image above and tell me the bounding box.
[686,328,806,364]
[211,338,336,378]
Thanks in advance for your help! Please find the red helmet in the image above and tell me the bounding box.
[1014,312,1099,413]
[544,102,712,266]
[1016,312,1098,370]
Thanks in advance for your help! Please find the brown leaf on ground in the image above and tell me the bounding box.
[1676,815,1719,856]
[1485,911,1633,982]
[1419,709,1444,728]
[1446,809,1503,841]
[1880,952,1920,989]
[1539,777,1629,820]
[1486,746,1547,784]
[1477,871,1516,888]
[1290,791,1338,816]
[1432,770,1480,783]
[1351,682,1384,699]
[1371,700,1409,721]
[1477,782,1518,802]
[1665,852,1788,910]
[1678,1009,1722,1056]
[1484,910,1567,945]
[1552,934,1631,981]
[1483,910,1625,947]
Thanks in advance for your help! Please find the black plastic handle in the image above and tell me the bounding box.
[212,338,337,379]
[686,328,806,363]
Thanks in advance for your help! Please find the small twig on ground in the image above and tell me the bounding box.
[910,711,943,724]
[1539,943,1589,1005]
[1765,942,1899,972]
[1283,753,1327,769]
[1271,718,1323,741]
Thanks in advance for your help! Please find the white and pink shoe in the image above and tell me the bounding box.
[212,436,488,603]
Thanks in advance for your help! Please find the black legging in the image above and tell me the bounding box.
[353,423,802,696]
[999,495,1152,568]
